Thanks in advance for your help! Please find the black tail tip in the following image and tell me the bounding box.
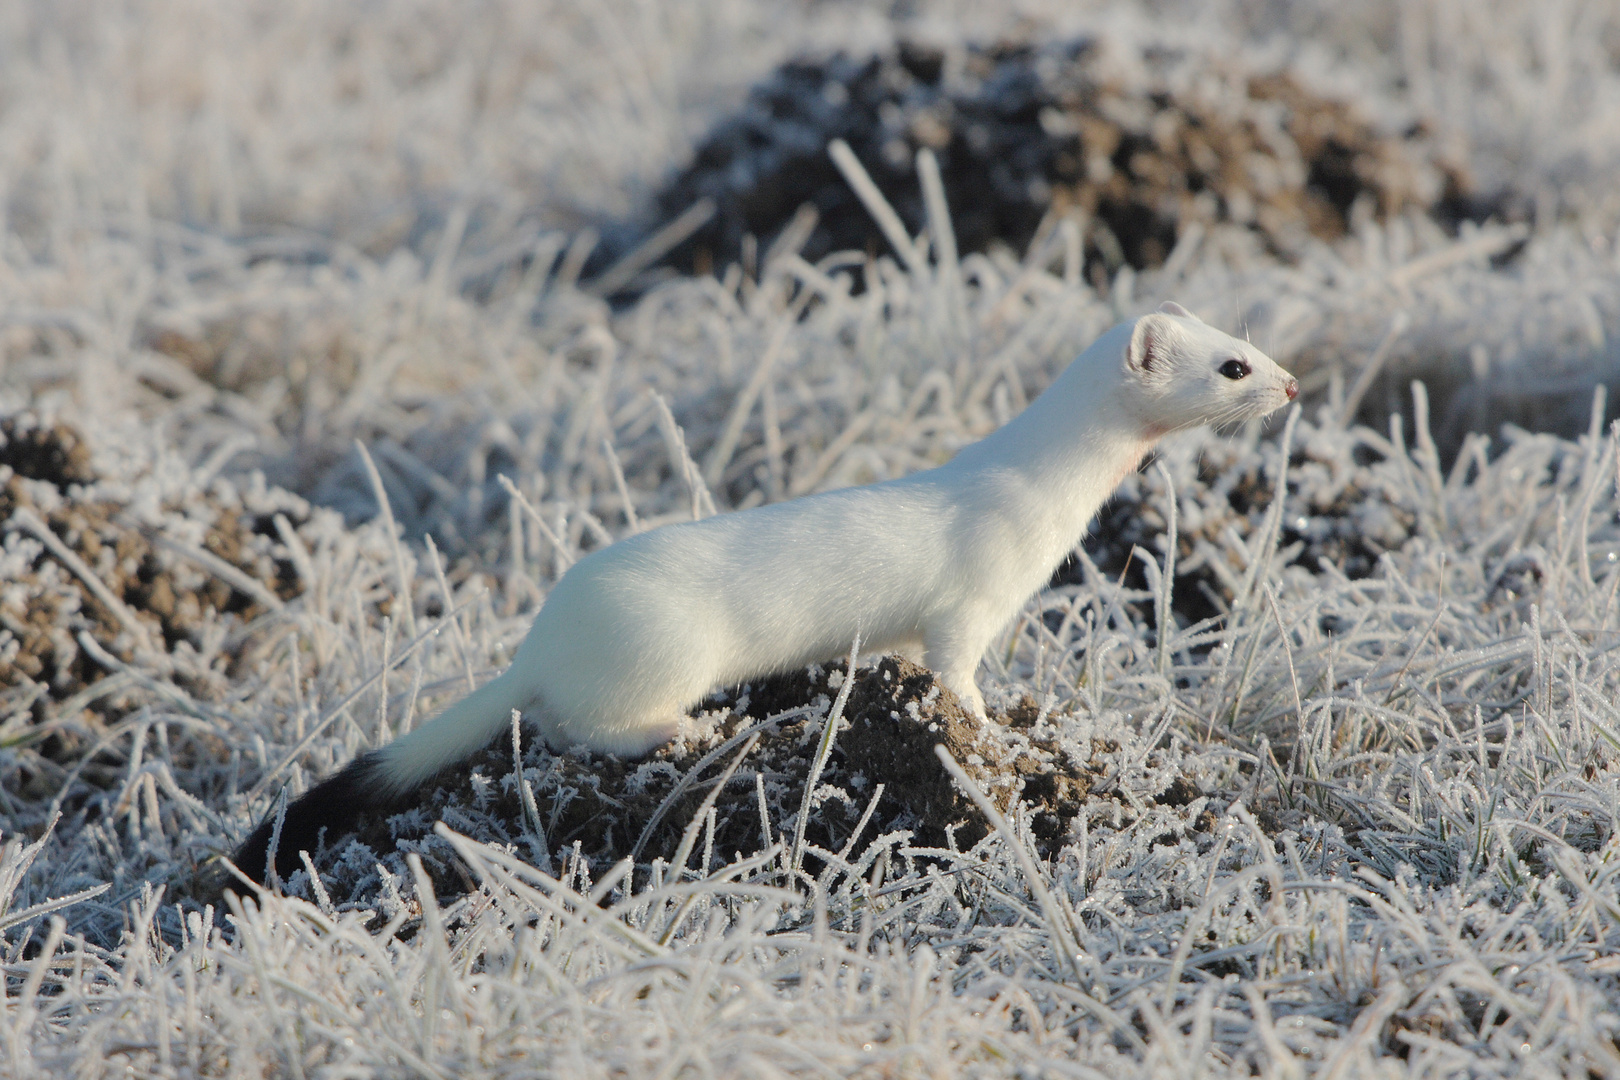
[233,755,391,886]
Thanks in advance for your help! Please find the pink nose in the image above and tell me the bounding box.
[1285,378,1299,401]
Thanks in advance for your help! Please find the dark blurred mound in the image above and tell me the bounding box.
[657,38,1476,282]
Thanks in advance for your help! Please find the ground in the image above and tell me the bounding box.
[3,1,1620,1076]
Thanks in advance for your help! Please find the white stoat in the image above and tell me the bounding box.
[236,301,1296,882]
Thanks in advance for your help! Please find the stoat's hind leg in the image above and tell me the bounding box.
[544,712,685,757]
[890,638,927,667]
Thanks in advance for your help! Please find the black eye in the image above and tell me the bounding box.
[1220,358,1250,380]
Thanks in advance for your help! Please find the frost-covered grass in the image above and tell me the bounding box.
[4,1,1620,1077]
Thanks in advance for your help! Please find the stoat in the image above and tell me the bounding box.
[234,301,1297,883]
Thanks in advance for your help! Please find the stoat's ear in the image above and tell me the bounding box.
[1158,300,1196,320]
[1127,314,1175,379]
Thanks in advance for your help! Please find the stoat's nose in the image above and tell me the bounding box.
[1284,377,1299,401]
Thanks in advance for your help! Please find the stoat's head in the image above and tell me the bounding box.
[1119,301,1298,435]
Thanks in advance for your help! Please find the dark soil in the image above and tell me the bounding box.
[267,656,1204,908]
[653,38,1474,285]
[0,418,96,489]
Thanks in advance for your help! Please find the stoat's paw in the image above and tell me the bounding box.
[562,714,683,758]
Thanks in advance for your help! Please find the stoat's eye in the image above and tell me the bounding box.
[1219,358,1250,380]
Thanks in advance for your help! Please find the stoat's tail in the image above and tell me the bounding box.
[233,672,531,885]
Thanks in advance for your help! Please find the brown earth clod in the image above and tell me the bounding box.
[285,656,1203,907]
[0,414,305,766]
[0,417,95,489]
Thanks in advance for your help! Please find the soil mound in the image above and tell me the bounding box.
[1,414,306,788]
[657,38,1473,284]
[265,656,1207,908]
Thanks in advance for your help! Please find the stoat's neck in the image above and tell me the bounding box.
[943,321,1156,573]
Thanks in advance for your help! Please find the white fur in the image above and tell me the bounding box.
[372,303,1297,793]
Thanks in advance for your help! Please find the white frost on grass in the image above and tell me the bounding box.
[4,1,1620,1076]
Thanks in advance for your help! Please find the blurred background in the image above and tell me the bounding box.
[2,1,1616,489]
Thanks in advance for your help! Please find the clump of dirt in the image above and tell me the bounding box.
[655,38,1474,284]
[281,656,1202,907]
[0,418,96,489]
[0,414,306,770]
